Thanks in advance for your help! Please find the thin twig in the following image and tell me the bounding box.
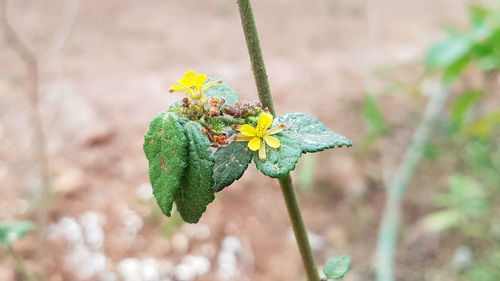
[1,0,51,227]
[236,1,321,280]
[376,83,450,281]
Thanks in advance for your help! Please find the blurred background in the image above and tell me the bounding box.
[0,0,499,280]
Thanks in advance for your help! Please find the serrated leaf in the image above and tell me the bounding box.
[203,78,240,106]
[144,112,188,217]
[0,221,36,245]
[323,255,352,280]
[254,133,302,178]
[175,121,216,223]
[275,113,352,153]
[213,141,253,192]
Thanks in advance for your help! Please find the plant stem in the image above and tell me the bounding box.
[376,83,450,281]
[7,246,38,281]
[279,176,321,281]
[236,1,321,280]
[236,0,276,115]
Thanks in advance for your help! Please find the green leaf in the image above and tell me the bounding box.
[442,56,471,83]
[0,221,36,245]
[175,121,215,223]
[203,78,240,106]
[213,141,253,192]
[434,175,489,217]
[275,113,352,153]
[426,35,472,70]
[362,93,387,142]
[254,132,302,178]
[144,112,188,217]
[323,255,352,280]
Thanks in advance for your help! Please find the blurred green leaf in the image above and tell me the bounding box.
[468,5,490,28]
[467,110,500,138]
[466,139,500,187]
[161,209,183,237]
[323,255,352,280]
[467,263,500,281]
[435,175,489,216]
[362,93,387,142]
[426,36,472,70]
[423,143,440,159]
[0,221,35,246]
[449,90,482,133]
[423,210,462,232]
[479,53,500,70]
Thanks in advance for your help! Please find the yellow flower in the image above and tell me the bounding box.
[169,70,222,100]
[235,113,285,160]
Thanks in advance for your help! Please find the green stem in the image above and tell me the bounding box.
[236,0,276,115]
[236,1,321,280]
[376,83,450,281]
[7,246,38,281]
[279,176,321,281]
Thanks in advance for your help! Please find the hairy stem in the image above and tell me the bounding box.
[376,83,450,281]
[279,176,321,281]
[236,0,276,115]
[236,1,320,280]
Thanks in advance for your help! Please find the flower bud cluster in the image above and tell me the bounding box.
[222,101,262,119]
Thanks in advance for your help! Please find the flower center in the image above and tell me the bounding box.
[256,127,266,137]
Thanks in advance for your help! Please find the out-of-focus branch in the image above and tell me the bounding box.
[376,83,450,281]
[7,246,38,281]
[50,0,79,53]
[1,0,51,224]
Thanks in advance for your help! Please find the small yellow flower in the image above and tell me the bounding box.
[235,113,285,160]
[169,70,222,100]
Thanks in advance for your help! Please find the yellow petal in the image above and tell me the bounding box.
[257,113,273,130]
[170,84,185,90]
[194,74,207,87]
[201,80,222,90]
[264,135,280,148]
[266,124,285,135]
[184,70,196,77]
[240,124,257,136]
[178,77,194,88]
[234,135,254,142]
[259,143,266,160]
[169,84,189,93]
[248,137,261,151]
